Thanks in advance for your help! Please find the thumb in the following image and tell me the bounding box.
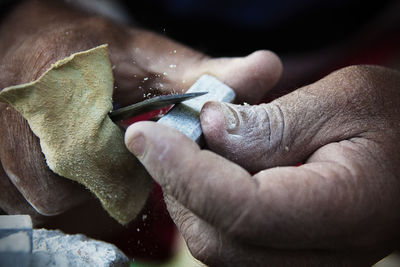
[194,50,282,104]
[200,66,379,173]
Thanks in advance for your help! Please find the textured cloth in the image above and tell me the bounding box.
[0,45,152,224]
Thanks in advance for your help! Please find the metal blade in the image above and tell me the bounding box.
[109,92,208,122]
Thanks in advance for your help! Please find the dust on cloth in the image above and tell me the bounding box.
[0,45,152,224]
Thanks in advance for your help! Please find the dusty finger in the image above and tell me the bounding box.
[200,66,393,173]
[125,121,258,233]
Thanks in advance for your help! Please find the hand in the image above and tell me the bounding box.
[125,65,400,266]
[0,0,281,231]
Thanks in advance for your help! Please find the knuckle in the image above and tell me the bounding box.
[330,65,385,95]
[329,65,393,118]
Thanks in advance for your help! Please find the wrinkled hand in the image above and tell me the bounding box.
[0,0,281,227]
[125,65,400,266]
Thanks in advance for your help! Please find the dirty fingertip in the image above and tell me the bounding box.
[201,102,241,149]
[124,122,149,158]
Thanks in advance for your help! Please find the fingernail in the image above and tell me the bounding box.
[127,133,146,158]
[220,103,240,131]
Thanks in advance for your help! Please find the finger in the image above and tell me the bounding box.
[200,65,391,172]
[165,194,386,267]
[194,50,283,104]
[126,121,400,250]
[116,28,282,106]
[0,104,88,216]
[125,121,257,234]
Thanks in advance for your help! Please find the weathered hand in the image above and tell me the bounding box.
[125,65,400,266]
[0,0,281,228]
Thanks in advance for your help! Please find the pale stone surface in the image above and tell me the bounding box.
[0,215,32,230]
[0,215,129,267]
[0,215,32,267]
[158,75,235,143]
[0,232,31,252]
[31,229,129,267]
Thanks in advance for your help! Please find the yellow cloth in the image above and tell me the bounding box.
[0,45,152,224]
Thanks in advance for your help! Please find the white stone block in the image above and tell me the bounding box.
[31,229,129,267]
[0,215,33,267]
[158,75,235,144]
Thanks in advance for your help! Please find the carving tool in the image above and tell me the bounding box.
[110,75,236,144]
[109,92,207,122]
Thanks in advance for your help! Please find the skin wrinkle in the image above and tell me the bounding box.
[304,167,357,244]
[183,154,210,206]
[223,104,277,170]
[165,195,200,254]
[224,171,260,239]
[186,146,255,235]
[192,231,214,264]
[31,29,78,79]
[216,231,225,265]
[260,104,272,146]
[300,96,336,143]
[270,170,320,234]
[31,46,52,81]
[222,104,275,171]
[163,194,217,264]
[273,103,285,151]
[332,165,391,246]
[186,215,215,263]
[165,152,206,216]
[186,218,317,267]
[268,178,322,243]
[243,108,263,141]
[260,103,286,155]
[296,87,345,145]
[309,114,338,148]
[278,82,372,167]
[348,136,400,214]
[248,112,273,168]
[170,198,194,240]
[248,161,380,249]
[307,143,398,247]
[311,162,357,218]
[223,103,241,134]
[247,170,296,247]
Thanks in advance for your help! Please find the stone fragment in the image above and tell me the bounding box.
[31,229,129,267]
[0,215,33,267]
[158,75,235,143]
